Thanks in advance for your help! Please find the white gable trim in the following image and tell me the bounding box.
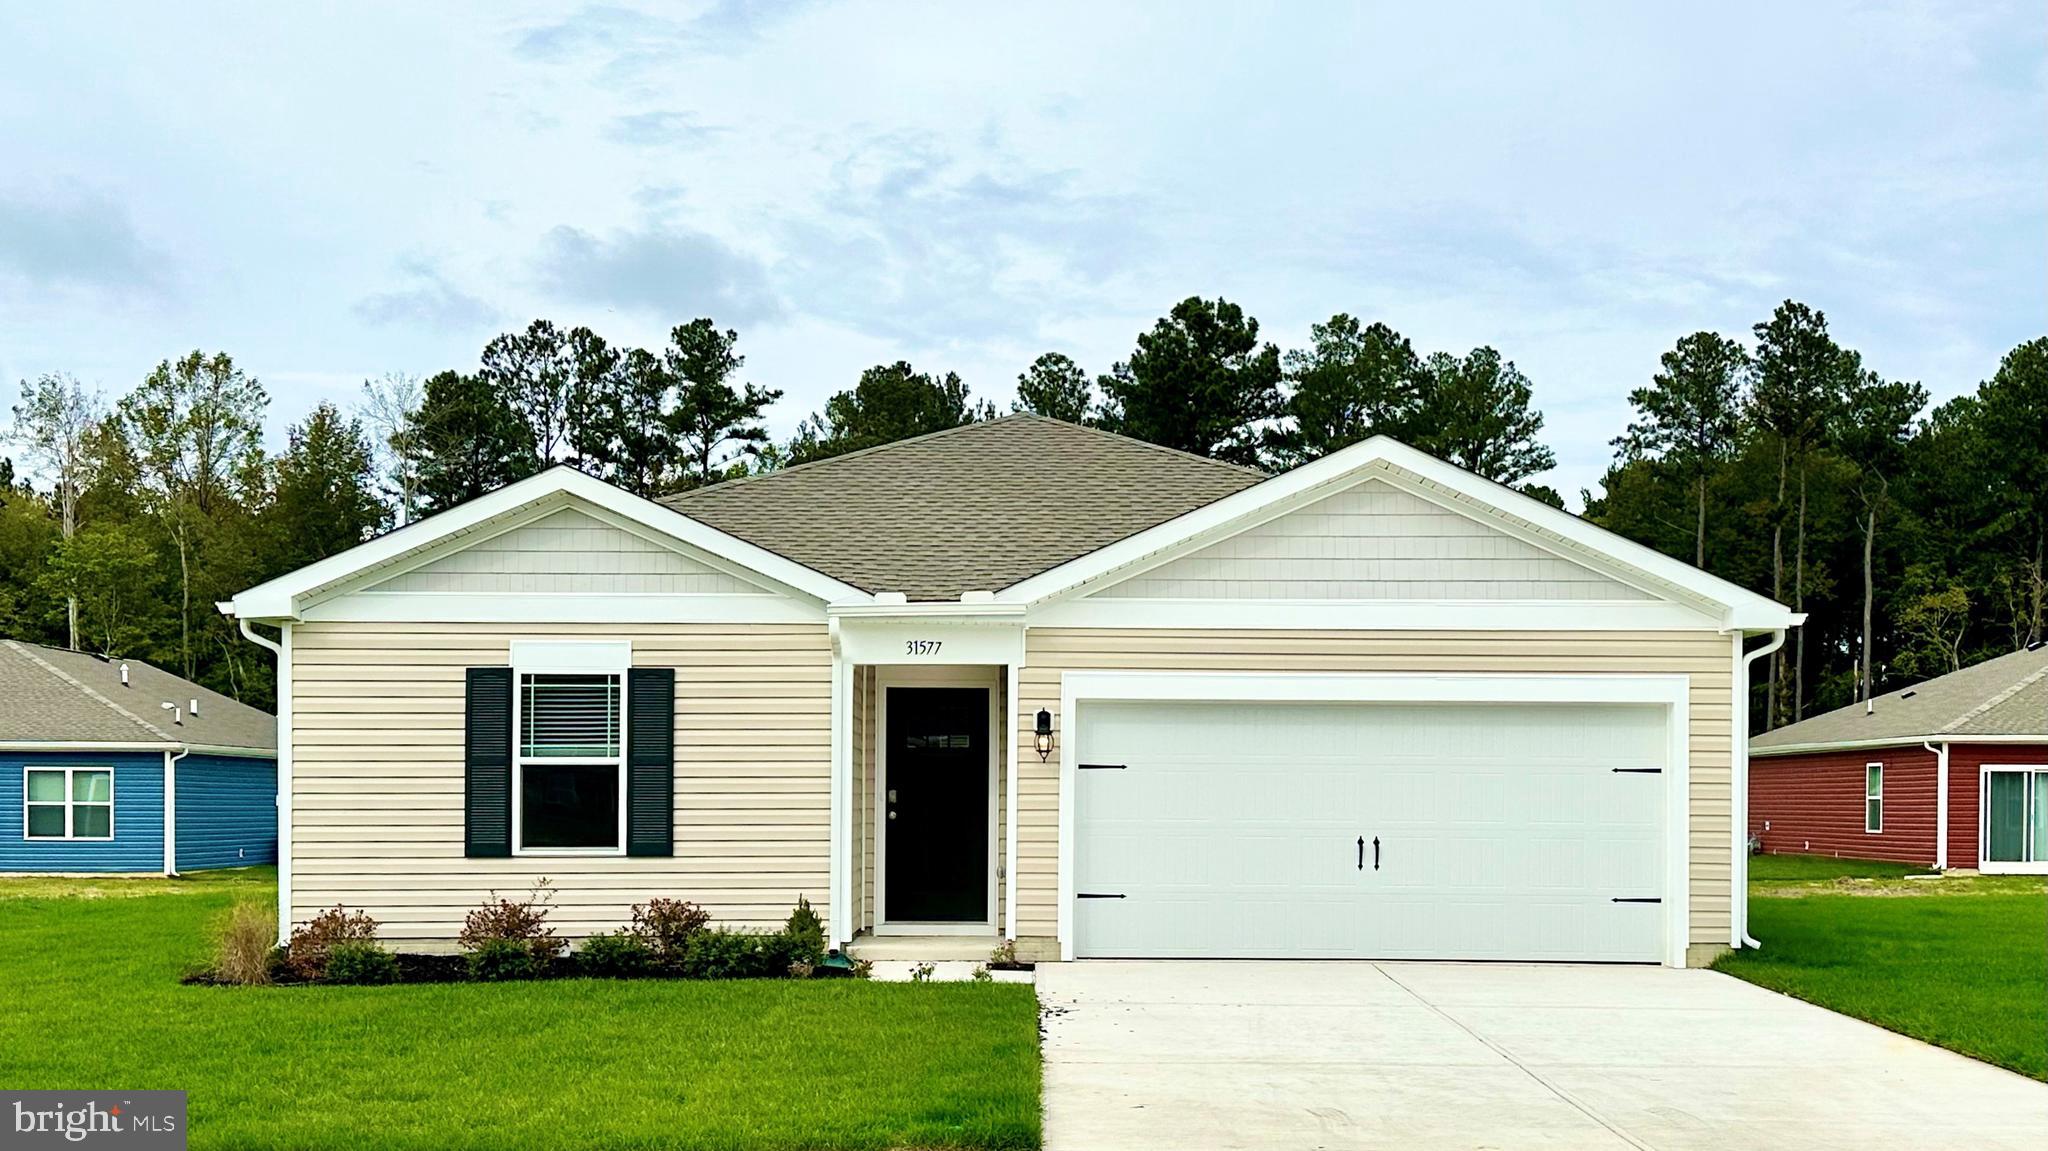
[999,436,1799,630]
[225,467,868,621]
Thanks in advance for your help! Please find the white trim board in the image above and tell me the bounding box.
[1054,670,1693,968]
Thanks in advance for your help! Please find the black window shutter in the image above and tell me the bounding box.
[626,668,675,857]
[465,667,513,858]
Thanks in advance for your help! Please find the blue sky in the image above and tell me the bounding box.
[1,1,2041,505]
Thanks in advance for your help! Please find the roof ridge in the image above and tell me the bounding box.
[1937,659,2048,734]
[665,415,1025,505]
[2,640,173,742]
[1021,413,1270,479]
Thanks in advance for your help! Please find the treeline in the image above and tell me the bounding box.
[4,295,2042,727]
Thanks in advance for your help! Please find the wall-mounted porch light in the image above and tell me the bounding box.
[1034,708,1055,761]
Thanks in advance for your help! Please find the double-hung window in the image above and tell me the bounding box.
[515,669,625,853]
[1865,763,1883,833]
[25,767,114,840]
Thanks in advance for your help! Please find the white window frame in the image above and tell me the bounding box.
[23,765,115,841]
[1864,762,1884,834]
[1978,764,2048,875]
[508,640,631,858]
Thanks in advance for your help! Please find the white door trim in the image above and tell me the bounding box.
[1977,763,2048,875]
[873,665,1002,936]
[1057,670,1694,968]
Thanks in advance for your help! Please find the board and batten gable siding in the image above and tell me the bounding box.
[365,507,771,596]
[0,751,164,873]
[290,622,830,942]
[1090,479,1655,602]
[174,753,278,871]
[1010,629,1736,963]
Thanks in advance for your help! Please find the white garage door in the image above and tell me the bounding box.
[1073,700,1669,961]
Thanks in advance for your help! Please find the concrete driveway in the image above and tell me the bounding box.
[1038,961,2048,1150]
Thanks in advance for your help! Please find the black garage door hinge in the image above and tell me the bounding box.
[1077,892,1126,899]
[1078,763,1127,770]
[1611,767,1663,774]
[1611,897,1662,904]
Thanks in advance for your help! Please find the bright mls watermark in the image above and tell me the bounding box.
[5,1092,185,1148]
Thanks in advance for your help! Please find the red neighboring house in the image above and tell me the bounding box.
[1749,643,2048,873]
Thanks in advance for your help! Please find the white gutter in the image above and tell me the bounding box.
[1924,741,1950,870]
[0,741,270,758]
[1753,733,2048,756]
[1734,629,1787,951]
[162,747,188,876]
[239,618,291,944]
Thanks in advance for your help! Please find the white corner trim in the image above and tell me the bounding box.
[1054,669,1693,969]
[998,436,1797,630]
[225,467,869,620]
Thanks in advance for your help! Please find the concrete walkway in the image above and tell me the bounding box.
[1038,961,2048,1150]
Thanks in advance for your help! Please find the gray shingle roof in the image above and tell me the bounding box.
[1752,643,2048,751]
[0,640,276,753]
[661,415,1268,600]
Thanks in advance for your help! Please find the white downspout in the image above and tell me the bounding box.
[827,616,850,949]
[163,747,188,877]
[239,617,291,944]
[1735,628,1787,950]
[1925,741,1950,870]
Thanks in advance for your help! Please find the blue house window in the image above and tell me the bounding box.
[25,767,114,840]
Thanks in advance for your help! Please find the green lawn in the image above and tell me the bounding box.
[1716,855,2047,1081]
[1747,851,1932,882]
[0,870,1042,1150]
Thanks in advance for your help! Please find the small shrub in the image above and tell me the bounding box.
[909,961,936,984]
[989,939,1019,967]
[284,905,380,982]
[781,895,825,967]
[680,928,780,980]
[788,959,815,979]
[578,931,654,978]
[209,900,277,986]
[630,898,710,968]
[323,941,400,985]
[468,937,544,981]
[850,958,875,980]
[971,964,993,983]
[459,881,563,963]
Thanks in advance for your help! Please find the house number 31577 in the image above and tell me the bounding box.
[904,639,943,656]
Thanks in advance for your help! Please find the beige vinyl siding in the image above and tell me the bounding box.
[1092,479,1653,602]
[367,507,768,596]
[1011,629,1733,958]
[291,621,830,943]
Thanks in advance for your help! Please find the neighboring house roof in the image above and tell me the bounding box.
[659,415,1268,601]
[0,639,276,753]
[1752,643,2048,754]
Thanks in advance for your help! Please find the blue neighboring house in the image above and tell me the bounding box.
[1,639,276,874]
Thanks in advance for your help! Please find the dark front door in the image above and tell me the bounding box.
[885,686,989,923]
